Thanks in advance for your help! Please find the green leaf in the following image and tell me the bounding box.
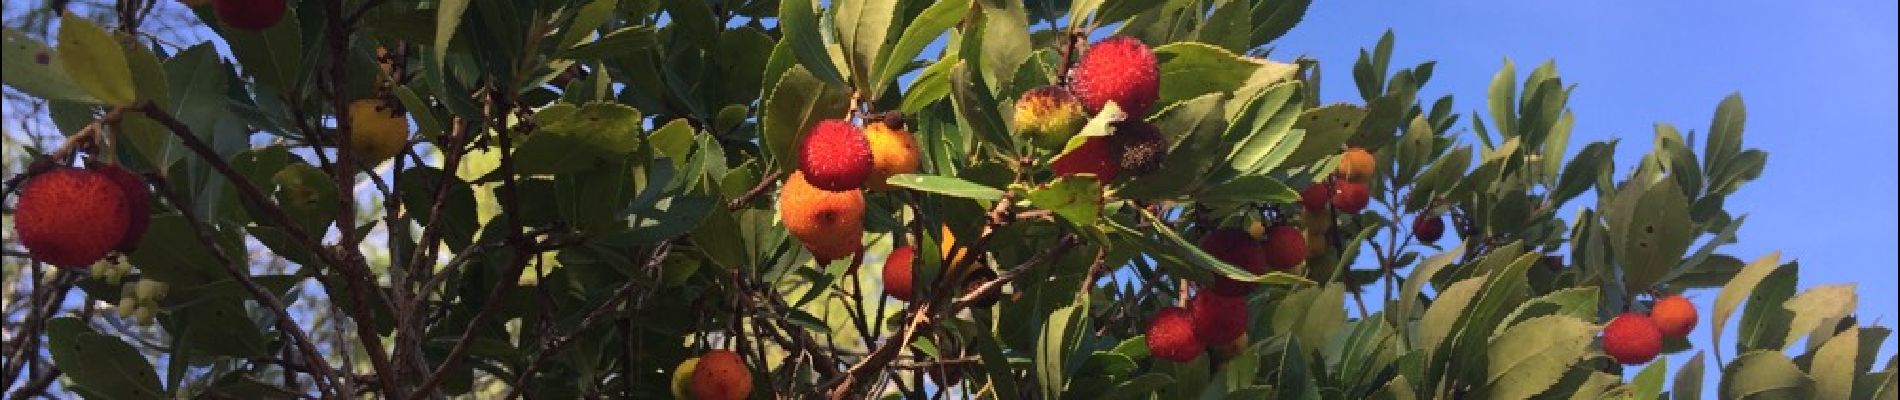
[1631,355,1669,400]
[1704,93,1746,178]
[874,0,964,99]
[1152,42,1296,112]
[1195,175,1298,209]
[1721,350,1816,399]
[272,163,339,234]
[1674,352,1707,400]
[1609,178,1693,292]
[1038,300,1089,400]
[885,173,1004,201]
[1479,315,1594,400]
[1497,286,1599,333]
[1811,327,1860,400]
[778,0,847,85]
[1418,275,1482,354]
[225,4,303,95]
[1197,0,1252,53]
[1714,252,1783,360]
[1487,58,1517,138]
[1285,103,1366,169]
[1395,248,1462,321]
[950,61,1014,151]
[1250,0,1311,47]
[975,1,1032,94]
[2,28,97,103]
[180,298,270,357]
[1269,284,1346,354]
[1026,175,1105,226]
[512,102,642,175]
[399,167,479,249]
[1139,208,1313,287]
[762,66,852,171]
[1224,82,1305,175]
[57,13,135,106]
[554,26,655,61]
[1781,284,1858,350]
[1736,263,1798,352]
[1099,373,1176,400]
[46,317,166,399]
[836,0,897,94]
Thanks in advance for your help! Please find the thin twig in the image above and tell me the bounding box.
[147,173,339,397]
[501,243,672,399]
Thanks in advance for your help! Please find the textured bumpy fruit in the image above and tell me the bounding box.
[1051,136,1120,182]
[1145,306,1203,363]
[778,172,865,264]
[1602,313,1663,365]
[883,245,916,302]
[1014,85,1088,149]
[689,350,753,400]
[1189,292,1249,344]
[1337,147,1376,182]
[1109,121,1166,177]
[1331,181,1370,214]
[670,357,699,400]
[1262,226,1306,270]
[345,99,411,165]
[1201,228,1269,296]
[1650,295,1698,339]
[1414,214,1445,244]
[1071,36,1161,117]
[1300,181,1332,211]
[213,0,287,31]
[95,165,151,251]
[14,168,131,267]
[798,119,875,191]
[863,113,920,191]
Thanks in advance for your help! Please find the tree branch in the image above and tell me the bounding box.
[146,173,339,397]
[501,242,672,399]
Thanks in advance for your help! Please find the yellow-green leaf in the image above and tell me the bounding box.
[57,13,135,106]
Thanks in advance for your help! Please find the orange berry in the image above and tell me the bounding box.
[863,113,920,191]
[1650,295,1698,339]
[778,171,865,264]
[1337,148,1375,182]
[688,350,753,400]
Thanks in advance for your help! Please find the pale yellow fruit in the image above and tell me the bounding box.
[345,99,411,165]
[671,357,700,399]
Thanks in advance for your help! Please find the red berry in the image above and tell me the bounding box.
[1331,181,1370,214]
[883,246,916,302]
[1189,291,1249,345]
[1145,306,1202,363]
[1262,226,1306,270]
[1200,228,1268,296]
[213,0,287,31]
[798,119,874,191]
[1300,181,1332,211]
[14,168,130,267]
[1650,295,1698,339]
[1071,36,1161,117]
[1413,214,1445,244]
[1603,313,1663,365]
[95,165,151,251]
[688,349,754,400]
[1050,136,1120,182]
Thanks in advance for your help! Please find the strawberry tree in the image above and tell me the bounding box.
[0,0,1893,399]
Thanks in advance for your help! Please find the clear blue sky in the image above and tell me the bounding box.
[1268,0,1898,387]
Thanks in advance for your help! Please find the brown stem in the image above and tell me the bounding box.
[501,243,672,399]
[147,173,339,397]
[727,170,784,210]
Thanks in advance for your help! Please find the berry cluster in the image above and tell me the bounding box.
[1603,295,1700,365]
[1023,36,1170,183]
